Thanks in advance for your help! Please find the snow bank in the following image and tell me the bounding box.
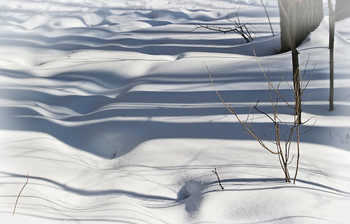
[0,1,349,224]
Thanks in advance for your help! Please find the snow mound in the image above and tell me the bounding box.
[0,1,350,224]
[21,14,50,30]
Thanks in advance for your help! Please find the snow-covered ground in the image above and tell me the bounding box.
[0,1,349,223]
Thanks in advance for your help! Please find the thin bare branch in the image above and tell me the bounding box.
[251,45,294,110]
[205,62,280,155]
[13,174,29,217]
[293,122,301,184]
[194,13,253,43]
[260,0,275,36]
[254,100,276,124]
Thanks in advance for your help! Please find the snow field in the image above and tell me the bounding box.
[0,0,350,223]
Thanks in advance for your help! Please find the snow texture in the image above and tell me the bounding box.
[0,0,349,224]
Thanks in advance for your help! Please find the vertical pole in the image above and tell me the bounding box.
[328,0,335,111]
[289,1,302,124]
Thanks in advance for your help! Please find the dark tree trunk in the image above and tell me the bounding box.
[279,0,324,53]
[278,0,324,124]
[329,0,335,111]
[335,0,350,21]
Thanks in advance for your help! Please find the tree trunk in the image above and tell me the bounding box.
[329,0,335,111]
[279,0,324,53]
[278,0,322,124]
[335,0,350,21]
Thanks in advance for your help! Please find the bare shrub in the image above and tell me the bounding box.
[193,13,253,43]
[205,59,313,184]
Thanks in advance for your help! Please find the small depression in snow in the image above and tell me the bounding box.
[177,179,208,214]
[177,180,206,201]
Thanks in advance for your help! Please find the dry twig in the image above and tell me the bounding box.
[212,168,224,190]
[260,0,275,36]
[12,174,29,217]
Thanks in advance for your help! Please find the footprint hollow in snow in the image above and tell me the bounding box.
[177,180,206,201]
